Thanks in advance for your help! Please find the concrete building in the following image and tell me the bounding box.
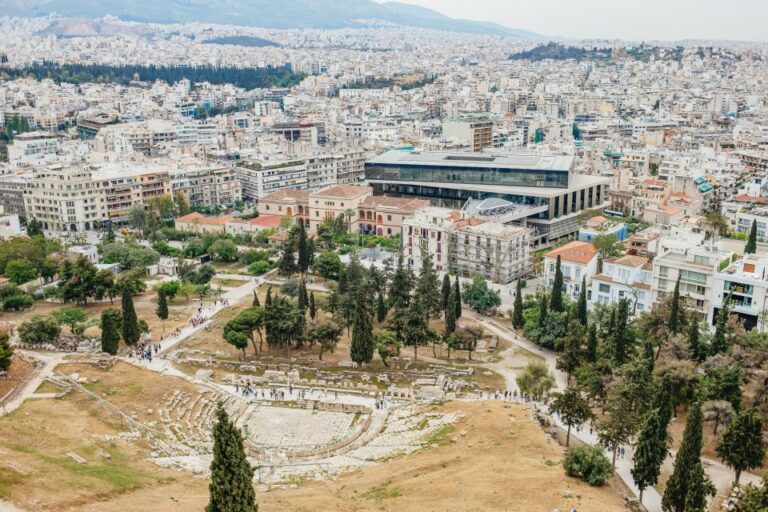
[590,255,653,314]
[7,132,58,166]
[543,241,599,301]
[711,253,768,331]
[403,206,532,283]
[651,245,735,321]
[24,164,103,232]
[578,215,628,243]
[170,166,241,208]
[366,150,609,246]
[442,115,494,152]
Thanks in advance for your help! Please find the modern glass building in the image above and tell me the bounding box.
[365,150,610,245]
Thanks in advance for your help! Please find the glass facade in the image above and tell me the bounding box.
[365,163,569,189]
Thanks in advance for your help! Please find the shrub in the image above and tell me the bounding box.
[563,445,612,486]
[240,249,270,265]
[280,279,301,297]
[18,316,61,344]
[187,264,216,285]
[248,260,272,275]
[2,293,34,311]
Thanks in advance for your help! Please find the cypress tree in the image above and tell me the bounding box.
[104,221,116,243]
[441,274,451,315]
[100,309,121,355]
[537,294,549,328]
[684,462,715,512]
[612,299,631,366]
[309,291,317,320]
[415,250,441,320]
[745,220,758,254]
[297,222,310,273]
[156,289,169,337]
[350,287,374,365]
[717,409,765,485]
[453,276,462,319]
[297,280,307,313]
[632,410,669,503]
[207,405,258,512]
[662,402,706,512]
[550,255,564,312]
[586,323,598,362]
[669,275,682,334]
[710,295,730,356]
[265,287,272,307]
[577,276,588,326]
[654,376,674,430]
[252,290,260,307]
[512,280,525,329]
[444,288,457,337]
[688,321,706,362]
[121,286,140,346]
[376,291,387,323]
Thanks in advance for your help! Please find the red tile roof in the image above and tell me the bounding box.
[544,241,598,264]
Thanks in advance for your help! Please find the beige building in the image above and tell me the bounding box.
[174,212,235,234]
[257,189,310,228]
[308,185,372,234]
[358,196,429,236]
[170,166,242,208]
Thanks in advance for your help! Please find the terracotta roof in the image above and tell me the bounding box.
[260,189,310,202]
[247,215,282,228]
[544,241,598,264]
[611,255,649,267]
[311,184,372,199]
[641,179,668,188]
[586,215,608,227]
[732,194,766,203]
[360,196,429,211]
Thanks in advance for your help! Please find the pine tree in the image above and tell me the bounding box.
[309,291,317,320]
[512,280,525,329]
[586,323,598,362]
[710,295,730,356]
[548,387,592,446]
[104,221,116,243]
[100,309,121,355]
[688,321,706,362]
[668,275,682,335]
[550,255,564,312]
[415,250,441,320]
[745,220,758,254]
[156,289,169,337]
[717,409,765,485]
[683,462,715,512]
[444,287,457,338]
[453,276,462,319]
[662,402,705,512]
[207,405,258,512]
[350,287,374,365]
[376,291,387,323]
[121,286,140,346]
[577,276,588,325]
[441,274,451,315]
[632,410,669,503]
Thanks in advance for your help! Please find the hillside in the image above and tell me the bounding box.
[5,0,541,38]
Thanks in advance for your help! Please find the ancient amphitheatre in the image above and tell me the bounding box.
[0,269,627,512]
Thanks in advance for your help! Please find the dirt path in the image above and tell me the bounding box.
[0,351,65,418]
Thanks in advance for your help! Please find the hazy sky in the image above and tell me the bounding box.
[381,0,768,41]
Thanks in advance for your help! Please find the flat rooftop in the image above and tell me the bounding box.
[367,150,574,172]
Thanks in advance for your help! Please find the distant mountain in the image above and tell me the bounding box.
[5,0,543,38]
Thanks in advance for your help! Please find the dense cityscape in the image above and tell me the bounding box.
[0,3,768,511]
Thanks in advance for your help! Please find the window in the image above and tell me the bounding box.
[599,283,610,293]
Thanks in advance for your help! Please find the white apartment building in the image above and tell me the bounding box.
[235,151,365,203]
[7,132,59,167]
[170,166,241,208]
[590,255,653,314]
[23,163,172,231]
[710,254,768,331]
[543,241,599,301]
[651,245,735,321]
[403,206,532,283]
